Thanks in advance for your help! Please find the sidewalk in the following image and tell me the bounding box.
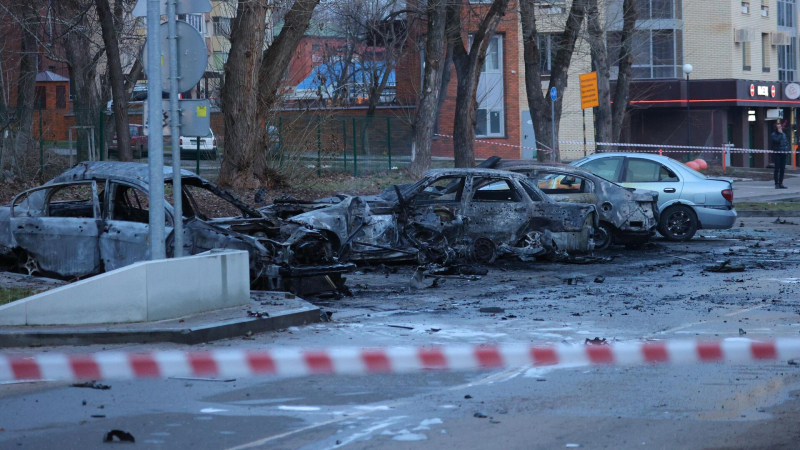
[0,292,320,348]
[734,172,800,203]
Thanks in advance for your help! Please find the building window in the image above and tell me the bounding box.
[742,1,750,13]
[779,37,798,80]
[612,29,683,79]
[212,17,231,36]
[778,0,795,26]
[762,33,771,72]
[538,34,561,74]
[56,85,66,109]
[35,86,47,110]
[743,41,752,71]
[762,0,769,16]
[211,52,228,72]
[637,0,682,19]
[474,35,504,137]
[178,14,204,34]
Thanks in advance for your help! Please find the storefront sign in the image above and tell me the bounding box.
[785,83,800,100]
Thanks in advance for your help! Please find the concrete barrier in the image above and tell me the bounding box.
[0,250,250,326]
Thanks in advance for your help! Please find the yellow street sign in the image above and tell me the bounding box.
[580,72,599,109]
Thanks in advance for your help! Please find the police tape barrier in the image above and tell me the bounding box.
[559,141,777,154]
[434,134,556,154]
[2,340,799,382]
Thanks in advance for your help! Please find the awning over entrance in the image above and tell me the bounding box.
[622,79,800,108]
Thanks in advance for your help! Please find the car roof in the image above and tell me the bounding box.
[424,168,528,179]
[52,161,201,187]
[581,152,681,165]
[496,160,596,176]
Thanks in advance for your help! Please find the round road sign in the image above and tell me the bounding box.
[550,87,558,101]
[142,21,208,93]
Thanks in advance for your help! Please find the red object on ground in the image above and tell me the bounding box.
[694,159,708,170]
[686,161,701,170]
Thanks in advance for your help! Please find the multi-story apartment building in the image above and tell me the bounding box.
[609,0,800,168]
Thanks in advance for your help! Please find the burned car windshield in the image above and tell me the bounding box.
[182,184,245,219]
[413,177,465,203]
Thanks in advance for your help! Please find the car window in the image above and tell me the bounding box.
[520,179,544,202]
[129,126,139,136]
[531,172,590,194]
[471,178,521,202]
[183,184,243,219]
[47,183,98,218]
[580,157,623,182]
[110,184,172,226]
[624,158,679,182]
[413,177,465,204]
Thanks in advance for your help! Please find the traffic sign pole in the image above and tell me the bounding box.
[168,0,184,257]
[146,0,166,260]
[550,87,557,162]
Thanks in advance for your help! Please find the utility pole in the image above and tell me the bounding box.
[167,0,184,257]
[146,0,166,260]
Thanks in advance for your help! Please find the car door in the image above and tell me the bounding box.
[99,181,174,271]
[10,181,102,277]
[405,175,468,244]
[620,157,683,209]
[466,176,531,244]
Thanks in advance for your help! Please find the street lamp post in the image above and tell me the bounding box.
[683,64,694,157]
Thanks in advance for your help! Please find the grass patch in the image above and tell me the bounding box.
[0,287,35,306]
[735,202,800,211]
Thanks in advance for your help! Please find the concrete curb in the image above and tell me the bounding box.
[736,210,800,217]
[0,306,320,348]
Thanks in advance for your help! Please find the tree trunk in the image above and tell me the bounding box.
[611,0,637,143]
[11,3,38,175]
[411,0,448,177]
[256,0,320,120]
[586,0,612,144]
[218,0,267,188]
[433,43,453,136]
[95,0,132,161]
[448,0,510,168]
[59,0,103,162]
[520,0,586,162]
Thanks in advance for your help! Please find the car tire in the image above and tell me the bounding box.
[658,205,698,241]
[593,222,612,251]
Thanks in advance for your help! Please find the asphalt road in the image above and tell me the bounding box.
[2,217,800,449]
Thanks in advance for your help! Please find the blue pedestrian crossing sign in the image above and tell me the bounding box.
[550,87,558,101]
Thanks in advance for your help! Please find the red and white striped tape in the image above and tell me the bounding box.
[435,134,556,154]
[559,141,778,154]
[2,340,799,382]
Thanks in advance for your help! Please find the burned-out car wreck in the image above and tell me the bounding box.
[263,169,598,264]
[0,162,353,295]
[492,160,659,249]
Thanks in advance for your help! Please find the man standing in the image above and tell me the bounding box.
[770,122,790,189]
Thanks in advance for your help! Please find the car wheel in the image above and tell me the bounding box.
[658,205,697,241]
[593,222,612,251]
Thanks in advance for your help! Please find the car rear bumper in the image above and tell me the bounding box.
[694,206,737,229]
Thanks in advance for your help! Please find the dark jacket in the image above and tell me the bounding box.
[770,130,791,153]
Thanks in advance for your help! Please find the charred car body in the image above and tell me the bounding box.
[263,169,598,264]
[492,160,659,249]
[0,162,353,295]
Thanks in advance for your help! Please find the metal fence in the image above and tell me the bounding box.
[272,114,418,176]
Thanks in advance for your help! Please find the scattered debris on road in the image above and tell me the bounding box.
[585,337,609,346]
[103,430,135,443]
[705,259,746,273]
[72,381,110,390]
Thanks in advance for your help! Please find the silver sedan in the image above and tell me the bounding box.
[571,153,736,241]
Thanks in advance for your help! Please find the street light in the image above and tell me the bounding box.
[683,64,694,154]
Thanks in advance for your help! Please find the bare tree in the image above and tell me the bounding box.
[218,0,268,188]
[55,0,104,162]
[587,0,637,144]
[219,0,321,188]
[521,0,586,162]
[410,0,447,176]
[8,2,40,175]
[95,0,132,161]
[447,0,511,168]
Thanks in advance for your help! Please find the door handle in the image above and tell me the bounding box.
[663,188,676,193]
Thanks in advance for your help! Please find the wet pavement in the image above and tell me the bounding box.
[2,218,800,449]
